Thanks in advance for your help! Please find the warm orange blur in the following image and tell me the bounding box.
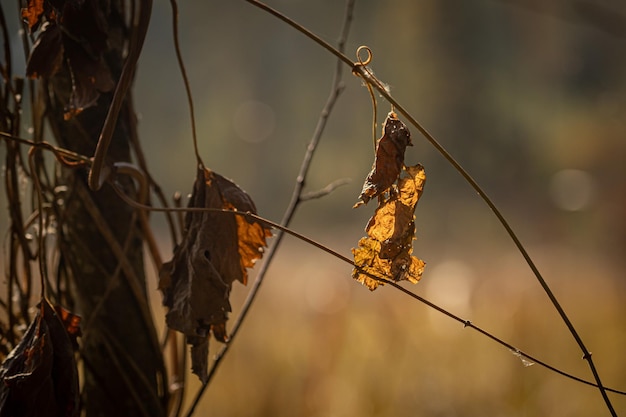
[2,0,626,416]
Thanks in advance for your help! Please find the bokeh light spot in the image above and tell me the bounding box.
[549,169,594,211]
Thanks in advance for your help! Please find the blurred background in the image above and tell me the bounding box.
[3,0,626,416]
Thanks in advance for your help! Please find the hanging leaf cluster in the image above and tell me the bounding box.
[0,300,80,417]
[22,0,114,119]
[159,166,272,382]
[352,112,426,290]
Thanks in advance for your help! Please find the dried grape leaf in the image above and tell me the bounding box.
[62,37,115,120]
[354,111,413,208]
[53,305,82,351]
[352,164,426,290]
[25,22,63,79]
[24,0,113,119]
[0,300,79,417]
[21,0,45,31]
[160,166,271,382]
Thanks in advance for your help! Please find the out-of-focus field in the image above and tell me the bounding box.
[139,2,626,414]
[2,0,626,415]
[147,232,626,417]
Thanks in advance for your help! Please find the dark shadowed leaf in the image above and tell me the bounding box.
[0,299,79,417]
[25,22,63,79]
[63,37,115,119]
[160,166,271,382]
[23,0,114,119]
[53,305,82,351]
[354,112,413,207]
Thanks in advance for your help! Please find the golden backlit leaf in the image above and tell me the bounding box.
[159,166,271,382]
[352,164,426,290]
[354,111,413,208]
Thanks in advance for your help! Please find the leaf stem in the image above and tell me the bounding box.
[360,69,618,417]
[168,0,203,168]
[112,183,626,399]
[244,1,616,414]
[88,0,152,190]
[186,1,355,414]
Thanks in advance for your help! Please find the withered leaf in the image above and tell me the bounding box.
[26,22,64,79]
[160,166,271,382]
[21,0,45,31]
[352,164,426,290]
[354,111,413,207]
[53,305,82,351]
[0,299,79,417]
[24,0,114,119]
[63,38,115,119]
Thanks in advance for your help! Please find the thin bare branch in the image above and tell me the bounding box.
[244,2,617,414]
[88,0,153,190]
[300,178,351,201]
[179,1,356,414]
[168,0,203,167]
[112,181,626,399]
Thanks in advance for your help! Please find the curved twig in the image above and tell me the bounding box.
[88,0,153,190]
[110,182,626,399]
[168,0,203,168]
[243,1,617,414]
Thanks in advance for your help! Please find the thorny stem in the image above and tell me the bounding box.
[183,1,356,415]
[245,1,617,415]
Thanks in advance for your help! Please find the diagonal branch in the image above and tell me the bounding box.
[182,1,356,415]
[112,187,626,399]
[243,1,617,415]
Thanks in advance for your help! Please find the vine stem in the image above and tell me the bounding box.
[168,0,203,168]
[243,1,617,415]
[88,0,152,190]
[111,185,626,399]
[27,147,46,300]
[182,1,356,415]
[358,59,618,417]
[16,136,625,402]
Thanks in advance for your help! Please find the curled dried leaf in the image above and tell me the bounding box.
[159,166,271,382]
[25,22,63,79]
[354,111,413,207]
[24,0,113,119]
[352,165,426,290]
[0,300,79,417]
[21,0,45,31]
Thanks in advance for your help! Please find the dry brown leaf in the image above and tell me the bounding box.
[25,22,63,79]
[159,166,271,382]
[352,164,426,290]
[53,305,82,352]
[354,111,413,208]
[21,0,45,31]
[24,0,113,119]
[0,300,79,417]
